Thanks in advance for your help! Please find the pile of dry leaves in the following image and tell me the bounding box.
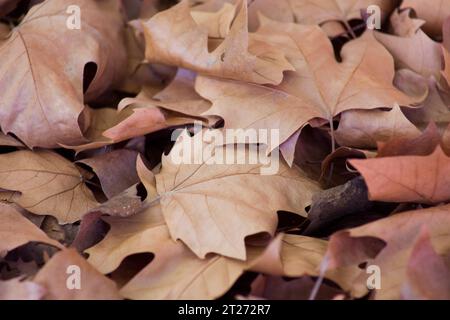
[1,0,450,300]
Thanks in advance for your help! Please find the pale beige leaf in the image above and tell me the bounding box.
[335,105,421,149]
[401,0,450,37]
[142,0,294,85]
[145,130,319,260]
[0,0,127,148]
[0,150,99,223]
[0,203,63,256]
[34,249,121,300]
[198,20,424,160]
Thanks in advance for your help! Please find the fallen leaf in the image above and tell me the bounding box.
[78,149,140,199]
[197,20,425,161]
[149,130,320,259]
[351,145,450,204]
[401,227,450,299]
[0,0,127,148]
[34,249,121,300]
[142,0,294,85]
[335,105,421,149]
[401,0,450,37]
[0,150,99,223]
[0,203,63,256]
[0,278,45,300]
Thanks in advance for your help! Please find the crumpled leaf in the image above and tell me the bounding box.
[0,150,99,223]
[198,19,425,162]
[351,145,450,204]
[0,0,127,148]
[142,0,294,85]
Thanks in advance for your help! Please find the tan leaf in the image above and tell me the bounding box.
[198,20,424,161]
[148,130,319,259]
[247,0,395,37]
[350,146,450,204]
[142,0,294,85]
[401,0,450,37]
[0,0,127,148]
[0,203,63,256]
[389,8,425,37]
[335,105,421,149]
[374,29,442,79]
[344,205,450,299]
[34,249,121,300]
[0,278,45,300]
[0,150,99,223]
[395,69,450,131]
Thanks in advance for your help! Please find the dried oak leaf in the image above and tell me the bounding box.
[0,150,99,223]
[34,249,121,300]
[148,130,320,259]
[197,20,425,163]
[401,0,450,37]
[0,0,127,148]
[0,203,63,257]
[142,0,294,85]
[350,145,450,204]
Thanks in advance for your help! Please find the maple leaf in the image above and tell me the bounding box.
[351,145,450,204]
[0,0,128,148]
[146,131,320,259]
[141,0,294,85]
[197,19,425,163]
[0,150,99,223]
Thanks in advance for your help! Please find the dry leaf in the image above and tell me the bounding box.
[0,203,63,256]
[198,20,424,160]
[335,105,421,149]
[0,150,98,223]
[351,146,450,204]
[78,149,140,199]
[142,0,294,85]
[401,0,450,37]
[0,0,127,148]
[0,278,45,300]
[34,249,121,300]
[150,130,320,259]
